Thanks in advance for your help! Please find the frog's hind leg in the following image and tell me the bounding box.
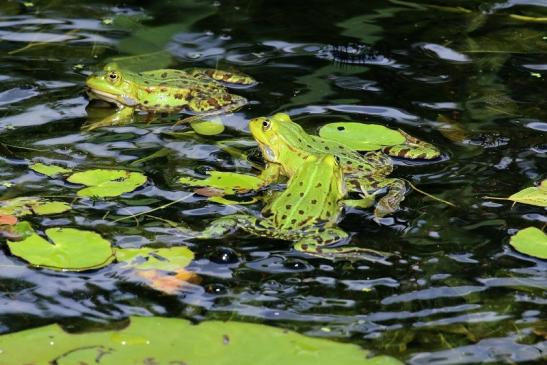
[358,178,407,218]
[185,68,255,86]
[294,229,391,261]
[382,130,440,160]
[174,94,248,126]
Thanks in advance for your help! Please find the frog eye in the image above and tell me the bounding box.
[108,71,120,82]
[262,119,271,131]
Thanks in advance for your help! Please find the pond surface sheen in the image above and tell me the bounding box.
[0,0,546,363]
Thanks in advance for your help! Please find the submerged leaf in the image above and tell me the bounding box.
[7,228,114,271]
[30,163,72,177]
[0,316,402,365]
[509,227,547,259]
[0,197,71,217]
[179,171,263,195]
[319,122,405,151]
[67,169,147,197]
[136,268,201,294]
[116,246,194,271]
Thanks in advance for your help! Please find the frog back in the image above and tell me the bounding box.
[268,155,344,231]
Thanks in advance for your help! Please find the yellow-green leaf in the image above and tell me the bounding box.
[179,171,262,195]
[67,169,147,198]
[190,118,225,135]
[30,163,72,177]
[508,180,547,207]
[116,246,194,271]
[509,227,547,259]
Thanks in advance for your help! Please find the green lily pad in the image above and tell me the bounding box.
[190,118,225,135]
[30,163,72,177]
[67,169,147,198]
[116,246,194,271]
[179,171,263,195]
[507,180,547,207]
[0,197,71,217]
[509,227,547,259]
[319,122,406,151]
[0,316,401,365]
[7,228,115,271]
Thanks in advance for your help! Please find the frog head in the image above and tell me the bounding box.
[249,113,312,171]
[85,63,139,107]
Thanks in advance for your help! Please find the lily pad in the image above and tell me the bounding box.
[116,246,194,271]
[179,171,263,195]
[7,228,115,271]
[0,316,401,365]
[190,118,225,136]
[0,197,71,217]
[509,227,547,259]
[507,180,547,207]
[67,169,147,198]
[30,162,72,177]
[319,122,405,151]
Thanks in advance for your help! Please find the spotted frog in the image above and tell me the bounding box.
[85,63,255,128]
[189,154,382,258]
[248,113,434,218]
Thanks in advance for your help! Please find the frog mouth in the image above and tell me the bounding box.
[86,88,122,106]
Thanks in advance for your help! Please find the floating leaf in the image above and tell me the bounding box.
[7,228,114,271]
[116,246,194,271]
[507,180,547,207]
[0,316,401,365]
[509,227,547,259]
[67,169,147,198]
[179,171,263,195]
[0,197,71,217]
[319,122,406,151]
[30,163,71,177]
[190,118,225,136]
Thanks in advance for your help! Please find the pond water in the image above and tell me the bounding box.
[0,0,546,363]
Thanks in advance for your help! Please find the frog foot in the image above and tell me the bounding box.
[174,95,248,126]
[294,239,392,262]
[381,129,440,160]
[374,178,407,218]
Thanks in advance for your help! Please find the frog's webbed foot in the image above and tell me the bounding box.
[185,68,256,86]
[381,129,440,160]
[294,230,392,262]
[179,216,240,239]
[357,177,407,218]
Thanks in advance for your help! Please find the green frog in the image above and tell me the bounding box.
[85,63,255,129]
[189,154,382,258]
[247,113,416,218]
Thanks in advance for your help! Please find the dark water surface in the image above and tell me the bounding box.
[0,0,546,363]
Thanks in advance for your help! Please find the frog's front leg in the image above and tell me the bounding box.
[186,68,255,86]
[381,130,440,160]
[358,177,407,218]
[83,106,135,131]
[294,229,390,260]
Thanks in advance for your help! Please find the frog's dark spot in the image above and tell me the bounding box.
[159,82,167,87]
[311,199,317,204]
[299,192,304,197]
[285,204,292,209]
[223,334,230,345]
[358,165,364,169]
[347,161,352,165]
[144,80,150,84]
[207,97,221,108]
[161,72,167,78]
[337,126,345,131]
[143,100,149,104]
[299,181,303,186]
[298,210,304,215]
[282,214,287,219]
[298,138,302,142]
[160,88,167,92]
[154,104,160,108]
[316,182,322,188]
[324,146,330,151]
[291,219,297,224]
[174,94,184,100]
[326,212,331,217]
[286,193,292,197]
[306,145,312,148]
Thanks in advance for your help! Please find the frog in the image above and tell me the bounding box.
[85,63,255,129]
[246,113,408,218]
[187,154,385,259]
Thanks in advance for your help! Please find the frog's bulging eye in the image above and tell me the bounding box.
[262,119,271,131]
[108,71,120,82]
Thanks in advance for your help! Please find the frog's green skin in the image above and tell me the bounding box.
[249,113,407,218]
[192,155,381,258]
[85,63,254,128]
